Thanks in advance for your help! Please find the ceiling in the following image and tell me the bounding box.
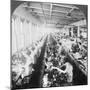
[22,2,85,28]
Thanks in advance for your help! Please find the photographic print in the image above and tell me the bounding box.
[11,0,88,89]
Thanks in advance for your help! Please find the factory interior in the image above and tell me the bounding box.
[11,0,88,89]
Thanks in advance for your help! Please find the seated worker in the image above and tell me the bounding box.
[71,43,80,53]
[15,63,34,86]
[51,61,73,84]
[43,73,52,87]
[44,60,53,72]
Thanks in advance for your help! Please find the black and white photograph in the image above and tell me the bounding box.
[11,0,88,89]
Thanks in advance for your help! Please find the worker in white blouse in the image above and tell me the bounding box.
[51,61,73,83]
[21,51,35,77]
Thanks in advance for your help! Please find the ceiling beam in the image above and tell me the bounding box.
[50,3,53,18]
[30,11,66,18]
[52,4,78,9]
[24,6,68,13]
[40,3,47,23]
[24,5,48,10]
[29,11,48,15]
[37,14,71,20]
[53,9,67,13]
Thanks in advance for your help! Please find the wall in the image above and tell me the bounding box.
[12,4,44,54]
[12,3,60,54]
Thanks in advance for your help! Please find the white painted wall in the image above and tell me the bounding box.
[12,3,44,54]
[12,3,60,54]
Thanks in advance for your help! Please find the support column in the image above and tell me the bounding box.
[77,26,80,37]
[12,15,19,52]
[29,22,32,45]
[20,17,25,49]
[71,27,73,37]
